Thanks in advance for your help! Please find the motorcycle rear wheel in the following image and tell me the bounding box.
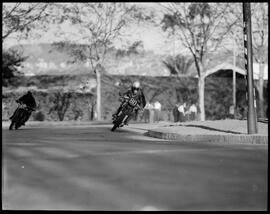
[15,123,21,130]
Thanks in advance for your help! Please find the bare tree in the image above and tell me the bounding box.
[160,3,237,121]
[251,3,268,118]
[53,3,136,120]
[48,90,72,121]
[226,3,268,118]
[2,3,50,43]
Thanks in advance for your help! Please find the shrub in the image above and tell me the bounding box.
[33,111,45,121]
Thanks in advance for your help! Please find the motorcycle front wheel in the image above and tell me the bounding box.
[9,121,15,130]
[111,124,118,132]
[111,113,128,132]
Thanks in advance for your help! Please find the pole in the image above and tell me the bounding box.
[242,3,258,134]
[233,37,236,118]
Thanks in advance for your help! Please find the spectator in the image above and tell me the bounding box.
[189,103,198,121]
[148,102,155,123]
[153,101,162,123]
[229,105,235,119]
[143,102,151,123]
[143,102,154,123]
[185,103,191,121]
[172,103,180,122]
[235,106,243,120]
[178,102,186,122]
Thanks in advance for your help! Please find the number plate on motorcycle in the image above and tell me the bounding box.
[128,98,137,107]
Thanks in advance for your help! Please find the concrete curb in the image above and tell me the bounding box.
[145,130,268,145]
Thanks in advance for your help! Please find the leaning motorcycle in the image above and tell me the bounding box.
[111,96,141,132]
[9,102,35,130]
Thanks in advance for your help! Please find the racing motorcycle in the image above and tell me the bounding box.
[9,102,35,130]
[111,96,141,132]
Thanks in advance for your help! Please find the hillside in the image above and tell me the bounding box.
[9,43,178,77]
[4,73,267,122]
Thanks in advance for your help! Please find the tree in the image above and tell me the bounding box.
[251,3,268,118]
[2,3,51,87]
[163,54,194,76]
[2,3,50,43]
[227,3,268,118]
[2,48,27,87]
[52,3,137,120]
[160,3,237,121]
[48,90,72,121]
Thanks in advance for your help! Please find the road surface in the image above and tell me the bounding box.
[2,124,268,210]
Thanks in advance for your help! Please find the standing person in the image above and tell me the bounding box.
[185,102,191,121]
[153,100,162,123]
[148,102,155,123]
[172,103,180,122]
[178,102,186,122]
[189,102,198,121]
[143,102,151,123]
[229,105,235,119]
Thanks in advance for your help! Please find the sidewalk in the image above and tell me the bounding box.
[138,119,268,145]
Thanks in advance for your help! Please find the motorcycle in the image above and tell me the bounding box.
[111,96,141,132]
[9,102,35,130]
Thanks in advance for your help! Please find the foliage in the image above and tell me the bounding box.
[33,111,45,121]
[52,3,137,68]
[2,3,50,42]
[2,74,268,121]
[159,3,238,121]
[251,3,268,64]
[51,3,138,121]
[48,90,73,121]
[226,3,268,64]
[160,3,235,75]
[2,49,27,87]
[162,54,194,76]
[115,40,144,58]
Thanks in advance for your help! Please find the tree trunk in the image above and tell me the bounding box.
[198,76,205,121]
[96,69,102,121]
[258,63,265,118]
[58,112,64,121]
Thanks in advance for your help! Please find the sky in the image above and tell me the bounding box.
[4,2,267,57]
[4,20,184,56]
[3,2,188,56]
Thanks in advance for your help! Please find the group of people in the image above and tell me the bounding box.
[173,102,198,122]
[142,101,162,123]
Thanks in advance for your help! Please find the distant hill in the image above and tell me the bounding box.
[9,43,248,78]
[9,43,178,77]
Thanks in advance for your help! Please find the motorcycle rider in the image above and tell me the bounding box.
[10,90,37,128]
[112,81,146,126]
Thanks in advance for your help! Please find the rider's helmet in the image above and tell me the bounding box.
[131,81,141,94]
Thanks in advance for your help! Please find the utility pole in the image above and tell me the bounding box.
[233,37,236,118]
[242,2,258,134]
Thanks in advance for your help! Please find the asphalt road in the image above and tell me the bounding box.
[2,124,268,211]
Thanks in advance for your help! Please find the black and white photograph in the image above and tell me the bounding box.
[2,2,268,211]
